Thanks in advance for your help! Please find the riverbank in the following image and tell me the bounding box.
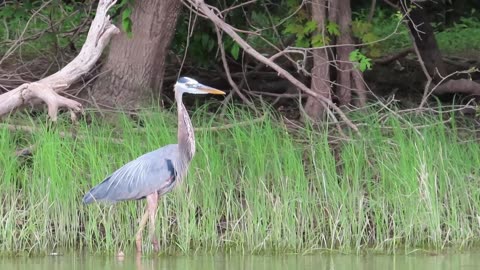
[1,105,479,254]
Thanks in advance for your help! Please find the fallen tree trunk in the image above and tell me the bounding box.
[433,79,480,96]
[0,0,119,121]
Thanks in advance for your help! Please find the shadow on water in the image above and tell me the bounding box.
[1,251,480,270]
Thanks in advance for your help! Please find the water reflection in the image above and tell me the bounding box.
[1,251,480,270]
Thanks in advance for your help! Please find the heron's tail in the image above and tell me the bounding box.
[82,191,96,204]
[82,176,112,204]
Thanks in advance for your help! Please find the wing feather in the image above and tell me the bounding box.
[83,144,179,204]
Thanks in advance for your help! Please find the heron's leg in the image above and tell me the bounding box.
[146,192,160,252]
[135,207,149,253]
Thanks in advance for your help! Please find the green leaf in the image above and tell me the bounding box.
[121,6,133,37]
[304,20,317,34]
[295,38,310,48]
[122,17,133,38]
[284,23,303,35]
[360,61,367,72]
[230,43,240,60]
[326,21,340,36]
[296,31,305,40]
[349,49,372,72]
[349,49,360,62]
[311,34,325,47]
[122,7,132,21]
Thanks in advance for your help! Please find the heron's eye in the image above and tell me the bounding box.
[186,83,197,88]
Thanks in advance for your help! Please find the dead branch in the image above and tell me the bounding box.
[420,68,479,107]
[382,0,399,9]
[0,0,119,121]
[411,31,433,109]
[373,48,414,65]
[187,0,359,133]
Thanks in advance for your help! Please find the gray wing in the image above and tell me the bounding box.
[83,144,179,204]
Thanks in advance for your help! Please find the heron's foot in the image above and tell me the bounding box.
[136,239,143,254]
[152,237,160,252]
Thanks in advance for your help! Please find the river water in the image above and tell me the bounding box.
[1,251,479,270]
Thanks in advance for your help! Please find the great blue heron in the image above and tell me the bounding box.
[82,77,225,253]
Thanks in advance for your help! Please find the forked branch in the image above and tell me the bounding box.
[0,0,119,121]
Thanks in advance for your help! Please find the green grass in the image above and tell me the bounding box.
[1,105,480,255]
[436,16,480,54]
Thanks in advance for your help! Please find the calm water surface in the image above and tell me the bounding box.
[1,252,480,270]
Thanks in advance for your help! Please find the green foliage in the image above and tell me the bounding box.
[352,20,382,57]
[349,49,372,72]
[107,0,134,37]
[230,43,240,60]
[282,18,342,48]
[311,34,326,47]
[0,1,93,58]
[283,20,319,47]
[352,8,480,57]
[352,9,410,56]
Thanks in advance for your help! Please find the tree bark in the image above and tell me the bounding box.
[335,0,367,107]
[336,0,353,106]
[91,0,181,109]
[401,0,446,79]
[304,0,331,121]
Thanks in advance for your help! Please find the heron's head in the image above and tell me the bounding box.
[174,77,225,95]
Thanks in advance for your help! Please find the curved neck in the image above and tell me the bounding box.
[175,90,195,162]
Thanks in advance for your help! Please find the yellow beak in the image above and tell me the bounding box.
[200,87,226,95]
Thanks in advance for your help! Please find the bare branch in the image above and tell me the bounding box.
[186,0,359,133]
[220,0,257,14]
[214,26,257,112]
